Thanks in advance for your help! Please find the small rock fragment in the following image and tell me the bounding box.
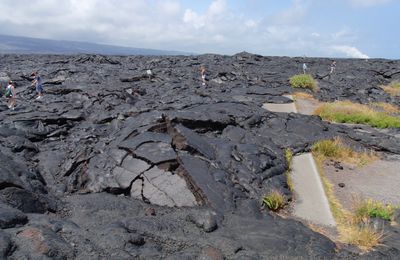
[145,207,156,216]
[187,210,218,233]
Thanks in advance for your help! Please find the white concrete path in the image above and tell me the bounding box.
[263,95,336,227]
[292,154,336,226]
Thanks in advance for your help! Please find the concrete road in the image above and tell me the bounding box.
[263,96,336,227]
[292,153,336,226]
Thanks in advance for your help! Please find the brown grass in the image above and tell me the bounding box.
[381,81,400,96]
[284,149,294,192]
[338,224,383,251]
[313,153,383,251]
[312,137,377,167]
[370,102,400,114]
[314,101,376,118]
[293,92,315,100]
[314,100,400,129]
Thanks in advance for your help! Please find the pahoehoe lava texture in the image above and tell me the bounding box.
[0,53,399,259]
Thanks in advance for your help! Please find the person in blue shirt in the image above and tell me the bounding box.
[31,71,44,99]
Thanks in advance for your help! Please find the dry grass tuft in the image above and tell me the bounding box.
[338,224,383,251]
[293,92,315,100]
[284,149,294,192]
[314,100,400,128]
[262,190,285,211]
[382,81,400,96]
[315,101,375,119]
[312,137,376,167]
[370,102,400,114]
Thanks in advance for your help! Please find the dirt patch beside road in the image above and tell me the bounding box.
[322,153,400,211]
[294,94,400,210]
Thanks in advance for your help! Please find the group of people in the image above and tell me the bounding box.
[302,60,336,75]
[3,71,44,110]
[200,60,336,87]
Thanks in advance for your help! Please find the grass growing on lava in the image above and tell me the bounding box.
[314,101,400,129]
[289,74,317,92]
[381,81,400,96]
[312,138,385,251]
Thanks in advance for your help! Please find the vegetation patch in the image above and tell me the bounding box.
[312,137,376,167]
[370,102,400,114]
[292,92,315,100]
[339,224,383,250]
[314,101,400,129]
[289,74,317,91]
[354,198,396,222]
[313,156,384,251]
[284,149,294,191]
[382,81,400,96]
[262,190,285,211]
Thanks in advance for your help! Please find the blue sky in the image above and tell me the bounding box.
[0,0,398,58]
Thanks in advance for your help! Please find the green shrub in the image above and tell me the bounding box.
[355,199,395,221]
[289,74,317,91]
[262,190,285,211]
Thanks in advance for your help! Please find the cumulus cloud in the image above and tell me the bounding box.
[272,0,309,24]
[331,45,369,59]
[349,0,392,7]
[0,0,382,57]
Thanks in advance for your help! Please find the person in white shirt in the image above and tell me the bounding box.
[200,66,206,86]
[330,60,336,74]
[302,63,308,74]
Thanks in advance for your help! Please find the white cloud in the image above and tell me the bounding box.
[157,0,181,16]
[349,0,392,7]
[332,29,352,40]
[208,0,227,16]
[0,0,382,57]
[183,9,205,29]
[245,19,258,28]
[274,0,308,24]
[331,45,369,59]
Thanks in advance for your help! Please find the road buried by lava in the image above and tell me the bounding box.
[0,53,399,259]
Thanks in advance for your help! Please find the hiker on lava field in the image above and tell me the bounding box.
[5,80,16,110]
[330,60,336,74]
[200,66,207,86]
[31,71,44,100]
[302,62,308,74]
